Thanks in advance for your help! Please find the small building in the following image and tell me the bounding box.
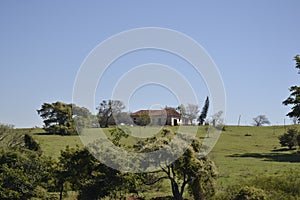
[130,108,181,126]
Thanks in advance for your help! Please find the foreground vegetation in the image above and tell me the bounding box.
[30,125,300,199]
[1,124,300,199]
[33,125,300,182]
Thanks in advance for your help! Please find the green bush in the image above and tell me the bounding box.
[278,128,299,150]
[24,134,41,153]
[0,149,54,200]
[234,186,267,200]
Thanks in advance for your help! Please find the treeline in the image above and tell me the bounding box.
[36,98,213,135]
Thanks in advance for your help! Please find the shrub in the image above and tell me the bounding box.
[278,128,299,150]
[0,149,54,200]
[234,186,267,200]
[24,134,41,153]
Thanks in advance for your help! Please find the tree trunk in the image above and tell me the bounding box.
[171,180,183,200]
[59,182,64,200]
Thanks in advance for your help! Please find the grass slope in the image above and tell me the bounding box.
[32,125,300,187]
[210,125,300,187]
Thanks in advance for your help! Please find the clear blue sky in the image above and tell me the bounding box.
[0,0,299,127]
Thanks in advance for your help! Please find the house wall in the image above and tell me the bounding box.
[131,113,181,126]
[150,116,166,126]
[167,116,180,126]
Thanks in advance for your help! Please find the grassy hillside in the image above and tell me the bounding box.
[210,125,300,187]
[32,125,300,187]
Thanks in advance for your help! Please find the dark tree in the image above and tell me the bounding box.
[138,130,218,200]
[37,102,75,135]
[0,149,54,200]
[198,97,209,126]
[24,134,41,153]
[278,128,299,150]
[283,55,300,123]
[37,102,94,135]
[252,115,270,126]
[96,100,125,128]
[57,146,138,200]
[135,113,151,126]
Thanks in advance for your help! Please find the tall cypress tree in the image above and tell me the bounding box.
[199,97,209,125]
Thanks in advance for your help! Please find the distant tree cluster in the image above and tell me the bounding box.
[176,96,212,126]
[37,96,215,135]
[37,101,98,135]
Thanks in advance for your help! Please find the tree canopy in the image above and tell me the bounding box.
[134,129,218,200]
[96,100,125,128]
[37,102,75,135]
[185,104,199,125]
[0,127,54,200]
[252,115,270,126]
[199,96,209,125]
[57,145,139,200]
[278,128,299,150]
[37,102,95,135]
[283,55,300,123]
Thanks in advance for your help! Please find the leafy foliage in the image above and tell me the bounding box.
[135,129,218,200]
[0,124,24,149]
[252,115,270,126]
[210,111,225,129]
[283,55,300,122]
[57,145,139,200]
[176,104,200,125]
[73,105,99,132]
[185,104,199,125]
[278,128,299,150]
[109,127,129,147]
[135,113,151,126]
[0,149,54,200]
[96,100,125,127]
[37,102,95,135]
[199,96,209,125]
[37,102,75,135]
[24,134,41,153]
[176,104,186,117]
[234,186,267,200]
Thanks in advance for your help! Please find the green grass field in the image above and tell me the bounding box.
[32,125,300,189]
[209,125,300,187]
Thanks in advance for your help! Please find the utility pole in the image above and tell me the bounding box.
[238,115,241,126]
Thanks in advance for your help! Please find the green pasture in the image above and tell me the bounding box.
[32,125,300,187]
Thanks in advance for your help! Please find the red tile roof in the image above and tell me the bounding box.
[130,108,181,118]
